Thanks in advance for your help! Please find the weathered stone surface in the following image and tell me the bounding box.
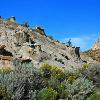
[8,16,16,23]
[0,17,84,69]
[81,39,100,63]
[35,26,46,36]
[92,39,100,50]
[0,17,98,100]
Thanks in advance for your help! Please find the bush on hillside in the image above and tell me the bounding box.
[64,67,82,82]
[48,77,60,90]
[82,63,90,69]
[0,85,10,100]
[64,77,94,100]
[39,64,65,81]
[82,64,100,82]
[2,66,14,74]
[51,65,65,81]
[48,77,68,99]
[87,92,100,100]
[22,22,29,27]
[37,87,57,100]
[39,64,52,78]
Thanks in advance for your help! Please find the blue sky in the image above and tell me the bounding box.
[0,0,100,51]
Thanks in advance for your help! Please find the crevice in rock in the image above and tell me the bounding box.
[0,45,13,56]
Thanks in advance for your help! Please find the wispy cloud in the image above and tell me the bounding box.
[61,33,99,51]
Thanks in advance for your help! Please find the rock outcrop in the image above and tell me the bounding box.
[0,17,84,68]
[81,39,100,63]
[92,39,100,50]
[0,17,97,100]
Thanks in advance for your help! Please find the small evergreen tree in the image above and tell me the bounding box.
[22,22,29,27]
[66,39,72,46]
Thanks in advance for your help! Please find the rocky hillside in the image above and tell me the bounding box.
[81,39,100,63]
[84,49,100,62]
[92,39,100,50]
[0,17,85,69]
[0,17,100,100]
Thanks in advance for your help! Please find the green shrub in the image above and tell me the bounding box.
[57,83,68,99]
[82,64,100,82]
[64,77,94,100]
[67,75,76,83]
[39,64,65,81]
[82,63,90,69]
[32,72,47,90]
[51,66,65,81]
[65,67,82,80]
[37,87,57,100]
[0,66,14,74]
[48,78,68,99]
[22,21,29,27]
[39,64,52,78]
[48,35,54,40]
[0,85,10,100]
[2,66,14,74]
[39,64,52,71]
[87,92,100,100]
[48,77,60,90]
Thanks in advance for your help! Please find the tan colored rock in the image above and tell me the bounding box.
[0,17,88,68]
[92,39,100,50]
[35,26,46,36]
[9,16,16,23]
[0,45,6,49]
[0,55,13,61]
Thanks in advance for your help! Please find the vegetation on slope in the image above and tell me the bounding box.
[0,61,100,100]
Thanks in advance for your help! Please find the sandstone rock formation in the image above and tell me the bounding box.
[0,17,98,100]
[0,17,84,69]
[81,39,100,63]
[92,39,100,50]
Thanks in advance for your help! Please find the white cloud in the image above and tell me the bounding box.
[61,36,95,51]
[60,32,100,51]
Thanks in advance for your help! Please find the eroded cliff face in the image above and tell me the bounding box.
[81,39,100,63]
[0,17,95,100]
[92,39,100,50]
[0,17,84,69]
